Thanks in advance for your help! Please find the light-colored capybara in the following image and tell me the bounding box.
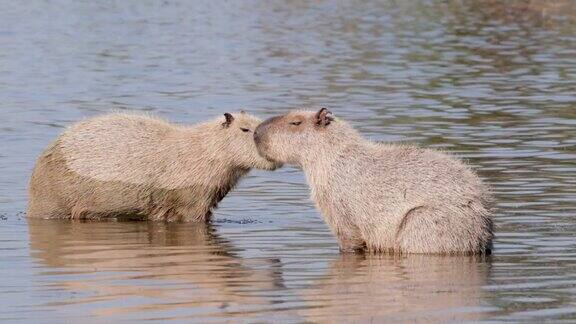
[28,112,281,221]
[254,108,493,254]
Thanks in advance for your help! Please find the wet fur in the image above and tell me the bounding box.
[255,109,494,254]
[28,112,278,221]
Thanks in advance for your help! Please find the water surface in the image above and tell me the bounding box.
[1,0,575,322]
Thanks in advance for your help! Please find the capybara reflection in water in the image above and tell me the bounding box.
[28,112,281,221]
[254,108,493,254]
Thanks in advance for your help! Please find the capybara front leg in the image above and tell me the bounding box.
[337,233,366,253]
[71,203,88,220]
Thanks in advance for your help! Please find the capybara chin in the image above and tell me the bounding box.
[254,108,493,254]
[28,112,281,222]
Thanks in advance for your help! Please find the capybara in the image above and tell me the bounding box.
[254,108,493,254]
[28,112,281,221]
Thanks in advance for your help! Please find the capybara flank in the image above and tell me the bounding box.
[28,112,281,221]
[254,108,493,254]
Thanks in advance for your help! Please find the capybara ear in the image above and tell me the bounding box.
[315,107,333,127]
[222,113,234,128]
[240,109,246,114]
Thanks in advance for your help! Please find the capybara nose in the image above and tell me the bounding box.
[254,116,279,144]
[254,122,267,144]
[253,128,261,144]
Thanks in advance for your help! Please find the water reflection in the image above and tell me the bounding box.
[28,220,285,320]
[300,254,493,322]
[28,219,496,321]
[452,0,576,27]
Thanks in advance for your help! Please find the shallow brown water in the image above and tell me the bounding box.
[1,0,575,322]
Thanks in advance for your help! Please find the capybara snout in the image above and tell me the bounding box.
[254,116,280,143]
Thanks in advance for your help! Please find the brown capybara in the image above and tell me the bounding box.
[254,108,493,254]
[28,112,281,221]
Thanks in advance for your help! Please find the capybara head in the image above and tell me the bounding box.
[254,108,358,166]
[218,111,282,170]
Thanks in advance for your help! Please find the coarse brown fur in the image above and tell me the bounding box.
[254,108,493,254]
[28,112,281,221]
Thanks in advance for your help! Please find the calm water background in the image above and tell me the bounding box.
[1,0,575,322]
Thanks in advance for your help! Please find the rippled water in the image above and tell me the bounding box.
[1,0,575,322]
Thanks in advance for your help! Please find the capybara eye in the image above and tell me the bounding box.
[240,128,250,132]
[290,121,302,126]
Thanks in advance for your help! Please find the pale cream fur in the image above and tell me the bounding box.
[254,109,493,254]
[28,112,280,221]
